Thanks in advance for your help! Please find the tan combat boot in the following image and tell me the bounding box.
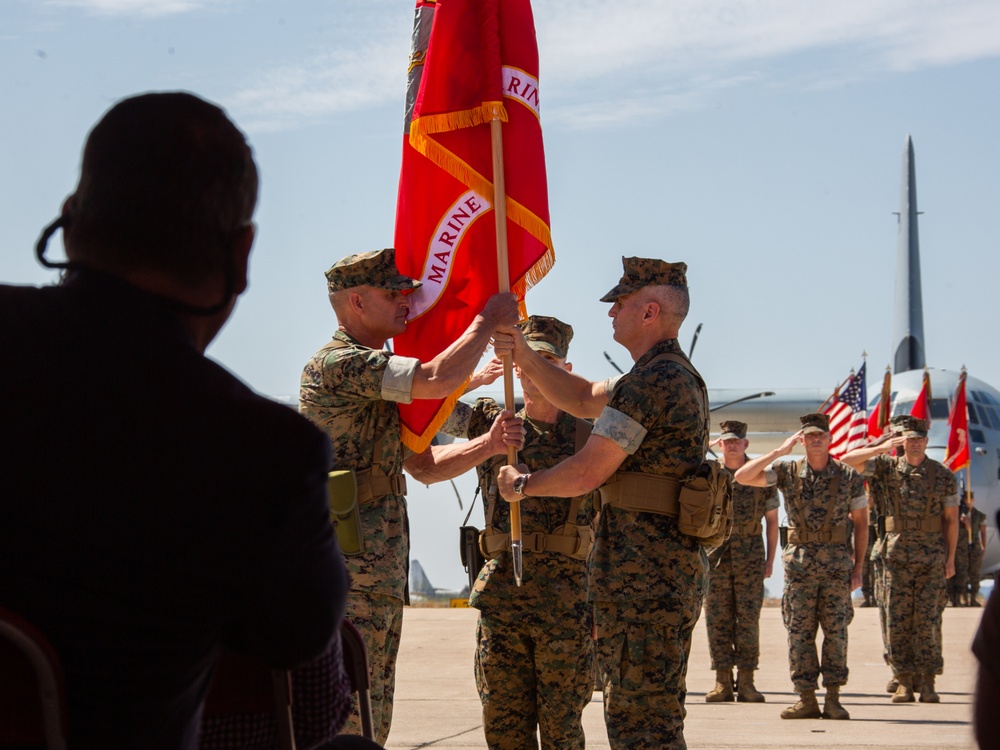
[886,675,899,693]
[780,689,821,719]
[705,668,735,702]
[822,685,851,720]
[891,673,915,703]
[736,668,766,703]
[918,674,940,703]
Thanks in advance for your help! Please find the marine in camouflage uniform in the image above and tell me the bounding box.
[497,258,710,750]
[444,316,596,750]
[842,415,959,703]
[704,421,779,703]
[300,249,520,744]
[736,413,868,721]
[952,500,987,606]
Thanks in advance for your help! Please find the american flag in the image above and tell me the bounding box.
[822,362,868,459]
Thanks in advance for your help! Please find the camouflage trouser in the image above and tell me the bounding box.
[872,553,889,665]
[475,610,594,750]
[969,543,985,597]
[340,590,403,745]
[782,570,854,693]
[704,552,765,670]
[883,547,946,675]
[594,595,703,750]
[950,543,971,603]
[861,529,876,603]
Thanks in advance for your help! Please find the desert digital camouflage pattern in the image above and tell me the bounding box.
[863,454,958,690]
[704,470,779,672]
[770,459,866,694]
[324,247,422,293]
[299,329,412,744]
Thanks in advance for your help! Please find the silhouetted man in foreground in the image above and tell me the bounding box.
[0,92,347,749]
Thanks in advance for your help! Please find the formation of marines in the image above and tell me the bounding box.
[298,247,971,746]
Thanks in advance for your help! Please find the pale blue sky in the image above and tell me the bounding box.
[3,0,999,590]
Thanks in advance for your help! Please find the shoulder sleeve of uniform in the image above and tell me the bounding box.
[762,483,780,510]
[382,354,419,404]
[466,398,502,440]
[843,464,868,509]
[441,400,473,438]
[607,362,703,441]
[772,460,795,488]
[591,405,647,454]
[860,456,881,478]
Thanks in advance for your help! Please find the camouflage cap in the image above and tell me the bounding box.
[324,248,422,293]
[600,257,688,303]
[719,420,748,440]
[519,315,573,358]
[890,414,929,438]
[800,412,831,434]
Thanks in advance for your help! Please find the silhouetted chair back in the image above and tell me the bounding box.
[339,619,375,741]
[202,653,296,750]
[0,608,68,750]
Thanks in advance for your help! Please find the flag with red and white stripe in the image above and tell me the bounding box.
[822,362,868,459]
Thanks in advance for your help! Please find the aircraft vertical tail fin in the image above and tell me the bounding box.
[892,134,926,374]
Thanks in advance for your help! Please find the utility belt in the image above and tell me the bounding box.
[731,520,763,537]
[354,467,408,505]
[478,524,594,561]
[883,515,941,533]
[598,467,733,548]
[780,525,847,546]
[598,471,681,515]
[327,467,407,557]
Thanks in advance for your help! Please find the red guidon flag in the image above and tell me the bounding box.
[393,0,554,452]
[944,370,970,472]
[910,369,932,420]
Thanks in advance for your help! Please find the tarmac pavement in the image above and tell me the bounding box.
[384,604,982,749]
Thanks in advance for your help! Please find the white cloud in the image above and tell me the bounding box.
[43,0,229,17]
[228,42,405,133]
[226,0,1000,132]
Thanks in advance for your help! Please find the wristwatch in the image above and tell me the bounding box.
[512,473,530,499]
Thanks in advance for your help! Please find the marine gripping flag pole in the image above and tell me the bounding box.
[394,0,555,585]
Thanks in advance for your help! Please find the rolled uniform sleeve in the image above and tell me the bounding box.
[381,355,419,404]
[592,405,647,454]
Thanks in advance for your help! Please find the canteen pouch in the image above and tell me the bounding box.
[779,526,789,548]
[328,470,363,556]
[676,460,734,548]
[459,525,485,593]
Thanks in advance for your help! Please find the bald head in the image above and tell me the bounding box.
[64,92,258,284]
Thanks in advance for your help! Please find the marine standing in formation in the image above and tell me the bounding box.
[951,492,987,606]
[736,413,868,721]
[444,315,597,750]
[299,248,521,743]
[496,257,710,750]
[703,420,779,704]
[840,414,958,703]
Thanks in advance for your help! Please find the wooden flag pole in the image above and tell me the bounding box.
[490,113,523,586]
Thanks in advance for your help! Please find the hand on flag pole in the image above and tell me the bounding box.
[394,0,553,585]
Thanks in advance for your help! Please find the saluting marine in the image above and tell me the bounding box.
[842,415,959,703]
[737,412,868,721]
